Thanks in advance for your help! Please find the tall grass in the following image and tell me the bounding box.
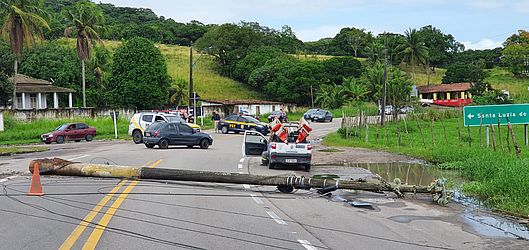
[0,114,130,145]
[324,110,529,215]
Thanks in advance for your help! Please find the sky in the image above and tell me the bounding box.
[99,0,529,50]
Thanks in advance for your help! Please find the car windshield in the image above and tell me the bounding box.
[315,111,326,115]
[305,109,318,114]
[54,124,69,131]
[166,116,184,123]
[245,116,260,123]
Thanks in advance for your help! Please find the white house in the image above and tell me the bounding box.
[7,74,76,110]
[201,99,296,117]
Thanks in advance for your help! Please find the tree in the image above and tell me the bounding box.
[315,84,345,109]
[387,69,413,113]
[108,37,171,109]
[0,0,50,109]
[442,63,486,84]
[342,77,369,102]
[169,78,187,107]
[63,0,104,107]
[397,28,429,80]
[233,46,284,83]
[416,25,463,70]
[0,72,14,107]
[321,56,363,85]
[0,41,16,76]
[361,63,385,102]
[453,48,503,69]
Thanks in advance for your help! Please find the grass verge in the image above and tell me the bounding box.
[0,146,48,155]
[324,111,529,216]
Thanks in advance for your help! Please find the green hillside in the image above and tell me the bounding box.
[56,39,264,101]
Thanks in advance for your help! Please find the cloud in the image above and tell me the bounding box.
[295,25,344,42]
[468,0,506,9]
[462,38,502,50]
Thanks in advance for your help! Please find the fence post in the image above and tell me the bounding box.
[497,118,504,151]
[397,127,401,147]
[365,124,369,143]
[490,124,496,151]
[430,118,436,146]
[467,126,471,147]
[486,126,490,147]
[507,120,521,157]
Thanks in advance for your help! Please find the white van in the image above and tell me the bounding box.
[128,112,200,144]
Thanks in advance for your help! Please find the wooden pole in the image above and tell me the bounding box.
[457,116,462,146]
[486,126,490,147]
[439,117,448,145]
[490,124,496,151]
[506,124,511,153]
[414,113,426,147]
[479,117,483,147]
[467,126,471,147]
[497,118,504,151]
[385,126,389,146]
[430,118,436,146]
[507,121,521,157]
[397,127,402,147]
[365,124,369,143]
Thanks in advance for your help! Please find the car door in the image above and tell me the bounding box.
[76,123,88,139]
[163,123,179,145]
[64,124,77,141]
[177,123,195,145]
[326,112,332,122]
[236,116,248,132]
[242,131,268,156]
[140,114,154,129]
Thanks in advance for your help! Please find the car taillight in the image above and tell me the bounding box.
[154,131,159,137]
[271,155,276,159]
[271,143,276,149]
[307,145,312,150]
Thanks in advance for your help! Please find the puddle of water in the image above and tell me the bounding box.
[462,212,529,240]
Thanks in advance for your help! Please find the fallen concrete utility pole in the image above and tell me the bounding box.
[29,158,452,205]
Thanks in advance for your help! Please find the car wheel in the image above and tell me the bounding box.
[221,126,228,134]
[268,162,275,169]
[85,134,93,142]
[158,138,169,149]
[132,130,143,144]
[145,143,155,148]
[56,136,64,144]
[187,145,194,148]
[330,117,333,122]
[44,141,51,145]
[304,164,311,172]
[199,139,210,149]
[250,127,257,131]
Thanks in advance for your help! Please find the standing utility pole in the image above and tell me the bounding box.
[310,85,314,107]
[189,43,194,118]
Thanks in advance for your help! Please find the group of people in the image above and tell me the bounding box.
[210,108,288,133]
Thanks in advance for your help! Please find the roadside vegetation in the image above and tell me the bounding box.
[0,113,129,145]
[0,146,49,155]
[324,109,529,216]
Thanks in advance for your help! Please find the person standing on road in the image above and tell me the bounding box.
[212,111,221,133]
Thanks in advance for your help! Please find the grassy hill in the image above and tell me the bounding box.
[56,39,265,101]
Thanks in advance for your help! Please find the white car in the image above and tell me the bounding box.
[128,112,200,144]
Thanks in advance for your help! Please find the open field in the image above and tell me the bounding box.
[324,109,529,216]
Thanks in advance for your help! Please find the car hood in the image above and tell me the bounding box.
[187,123,201,129]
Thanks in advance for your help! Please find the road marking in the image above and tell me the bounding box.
[297,240,318,250]
[67,154,90,161]
[250,194,264,204]
[237,164,243,169]
[58,180,128,250]
[266,211,287,225]
[239,158,244,163]
[0,175,17,183]
[82,159,162,250]
[242,184,251,189]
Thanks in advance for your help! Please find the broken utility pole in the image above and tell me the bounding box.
[29,158,453,206]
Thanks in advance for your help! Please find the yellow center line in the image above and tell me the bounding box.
[58,180,128,250]
[82,159,163,250]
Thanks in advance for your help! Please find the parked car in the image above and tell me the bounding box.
[218,115,270,135]
[399,106,414,114]
[41,123,96,144]
[378,105,394,115]
[143,122,213,149]
[129,112,201,144]
[303,108,320,120]
[267,110,282,122]
[310,110,333,122]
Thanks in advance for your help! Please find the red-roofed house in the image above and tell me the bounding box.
[417,83,473,107]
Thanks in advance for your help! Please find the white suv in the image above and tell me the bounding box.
[128,112,200,144]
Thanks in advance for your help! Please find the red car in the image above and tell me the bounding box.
[41,123,97,144]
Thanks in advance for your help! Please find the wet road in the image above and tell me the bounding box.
[1,119,528,249]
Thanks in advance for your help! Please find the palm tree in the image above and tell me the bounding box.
[343,77,369,102]
[64,0,103,107]
[0,0,49,109]
[169,79,187,107]
[315,84,346,109]
[397,28,428,80]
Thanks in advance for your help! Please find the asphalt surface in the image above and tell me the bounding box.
[1,119,528,249]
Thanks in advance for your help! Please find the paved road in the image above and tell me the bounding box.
[1,119,528,249]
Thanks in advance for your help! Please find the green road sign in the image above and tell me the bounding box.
[463,104,529,126]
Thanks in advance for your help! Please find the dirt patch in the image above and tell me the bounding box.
[312,145,419,165]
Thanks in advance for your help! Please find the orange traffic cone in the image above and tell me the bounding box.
[28,162,44,196]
